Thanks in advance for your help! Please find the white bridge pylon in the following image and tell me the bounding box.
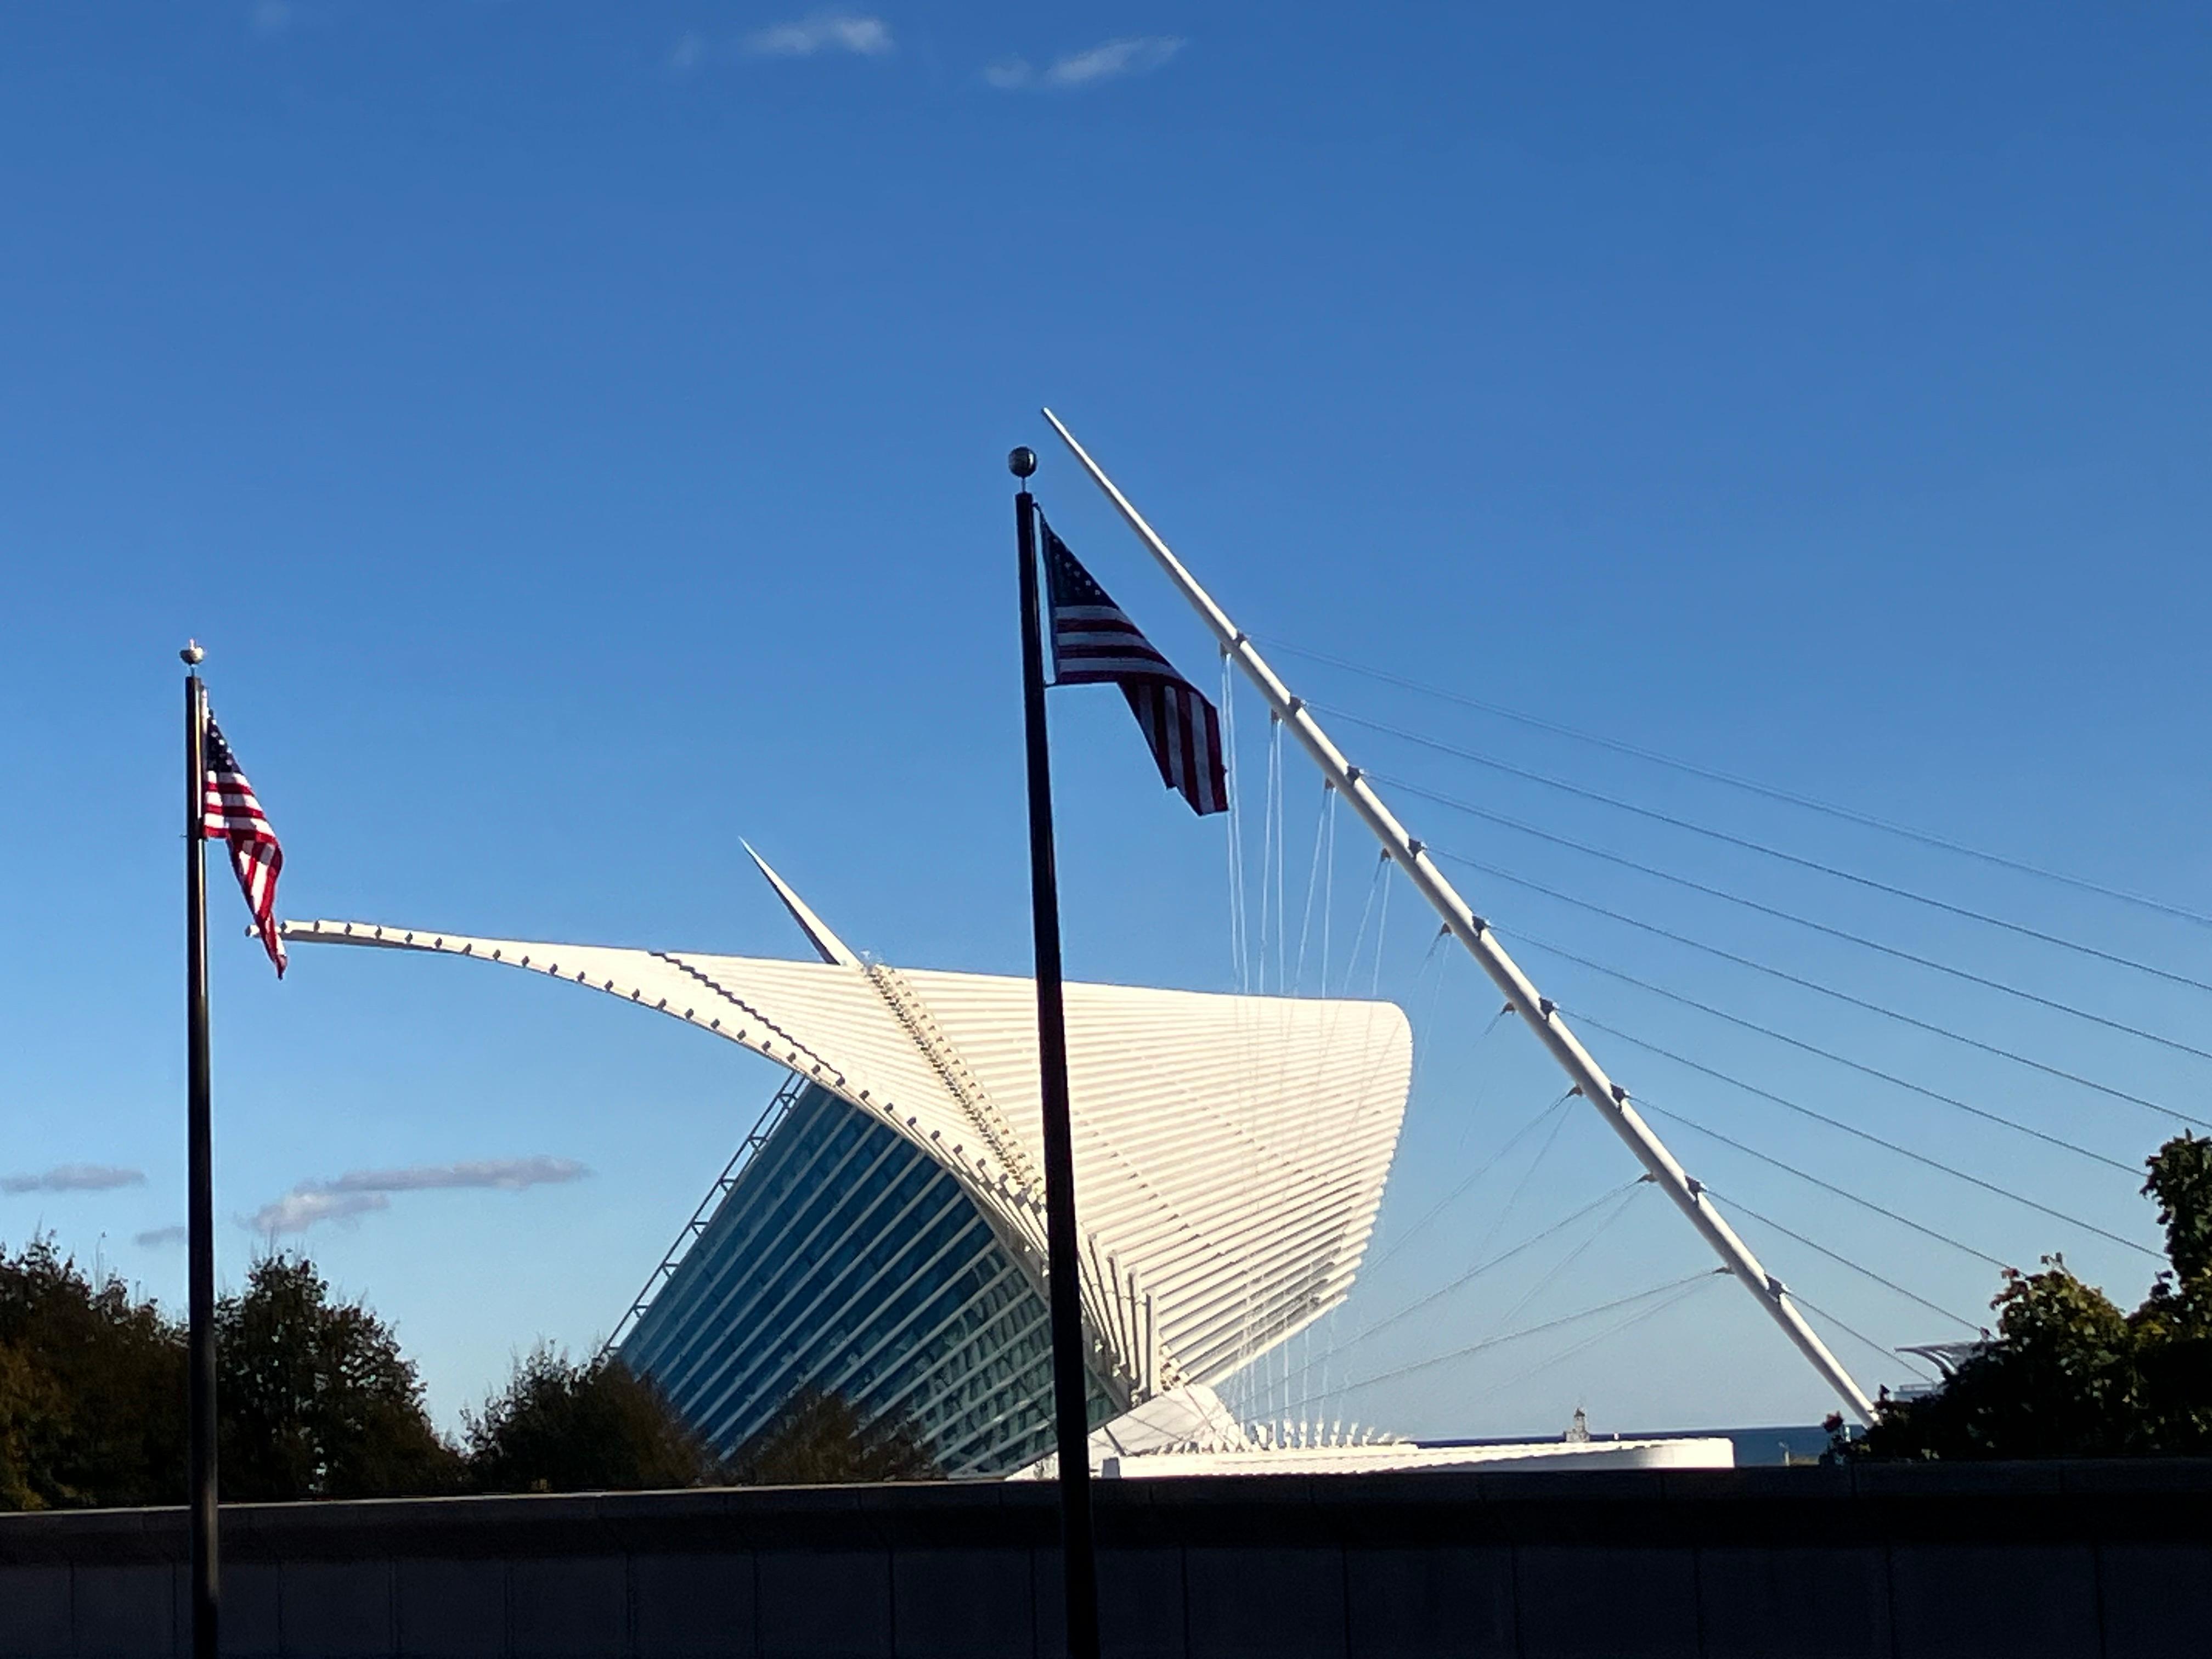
[1042,407,1878,1425]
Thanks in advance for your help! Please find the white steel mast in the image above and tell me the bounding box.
[1041,407,1877,1425]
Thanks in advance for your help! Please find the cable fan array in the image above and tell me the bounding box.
[1203,637,2205,1435]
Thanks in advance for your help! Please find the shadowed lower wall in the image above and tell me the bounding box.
[2,1460,2208,1658]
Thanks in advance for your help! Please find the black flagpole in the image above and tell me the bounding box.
[182,642,219,1659]
[1012,447,1101,1659]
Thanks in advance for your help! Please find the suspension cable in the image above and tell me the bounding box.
[1333,707,2212,996]
[1258,636,2212,930]
[1373,1088,1576,1271]
[1575,1009,2162,1260]
[1793,1292,1939,1385]
[1487,1180,1649,1336]
[1485,1269,1730,1400]
[1394,794,2212,1066]
[1637,1104,2011,1272]
[1323,1178,1645,1362]
[1340,1268,1726,1394]
[1506,929,2152,1168]
[1709,1187,1981,1335]
[1453,850,2212,1132]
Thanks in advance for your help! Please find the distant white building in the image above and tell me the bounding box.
[284,855,1733,1479]
[281,860,1412,1475]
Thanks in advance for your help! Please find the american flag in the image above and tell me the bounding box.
[201,715,286,977]
[1042,517,1229,817]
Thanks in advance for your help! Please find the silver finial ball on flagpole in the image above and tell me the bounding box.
[180,640,205,666]
[1008,447,1038,479]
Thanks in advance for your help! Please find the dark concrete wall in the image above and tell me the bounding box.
[3,1460,2208,1658]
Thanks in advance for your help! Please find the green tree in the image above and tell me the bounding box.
[1848,1132,2212,1459]
[0,1340,63,1510]
[465,1344,724,1493]
[727,1386,941,1486]
[0,1237,186,1510]
[217,1254,461,1500]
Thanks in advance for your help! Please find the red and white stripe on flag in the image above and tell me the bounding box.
[1041,517,1229,817]
[201,715,287,977]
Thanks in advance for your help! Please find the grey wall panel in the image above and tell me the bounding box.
[74,1564,176,1659]
[1031,1545,1189,1659]
[754,1549,891,1659]
[1182,1545,1346,1659]
[1692,1546,1889,1659]
[1092,1548,1186,1659]
[632,1553,755,1659]
[1512,1547,1702,1659]
[1342,1547,1515,1659]
[394,1558,506,1658]
[0,1563,73,1658]
[221,1561,282,1658]
[2098,1543,2212,1659]
[279,1560,395,1658]
[510,1555,629,1657]
[1886,1544,2101,1659]
[4,1462,2211,1659]
[2099,1543,2212,1659]
[888,1547,1032,1659]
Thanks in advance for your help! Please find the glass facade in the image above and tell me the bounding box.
[620,1081,1116,1475]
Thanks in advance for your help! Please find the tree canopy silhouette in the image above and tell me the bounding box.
[216,1254,460,1500]
[0,1237,185,1510]
[3,1243,949,1508]
[1845,1132,2212,1459]
[466,1344,723,1493]
[727,1386,941,1486]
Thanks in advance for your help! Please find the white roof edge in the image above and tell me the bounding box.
[275,914,1412,1408]
[273,915,1159,1402]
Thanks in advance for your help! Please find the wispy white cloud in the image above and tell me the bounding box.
[249,1156,590,1236]
[746,13,894,59]
[668,31,708,74]
[2,1164,146,1195]
[988,36,1184,91]
[252,1189,388,1234]
[136,1224,189,1249]
[325,1156,588,1194]
[252,1,292,35]
[1049,36,1184,85]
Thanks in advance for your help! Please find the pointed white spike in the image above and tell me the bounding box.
[742,842,861,968]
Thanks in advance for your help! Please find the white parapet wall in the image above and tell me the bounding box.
[1090,1435,1736,1479]
[1008,1385,1736,1479]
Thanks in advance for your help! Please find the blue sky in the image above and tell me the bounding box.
[3,3,2208,1438]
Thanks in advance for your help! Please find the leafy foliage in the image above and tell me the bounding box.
[465,1344,723,1493]
[0,1237,186,1510]
[216,1255,461,1500]
[1843,1132,2212,1459]
[727,1386,941,1486]
[2,1239,948,1508]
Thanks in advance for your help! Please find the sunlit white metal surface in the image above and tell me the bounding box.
[1009,1385,1736,1478]
[278,913,1410,1402]
[743,843,860,968]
